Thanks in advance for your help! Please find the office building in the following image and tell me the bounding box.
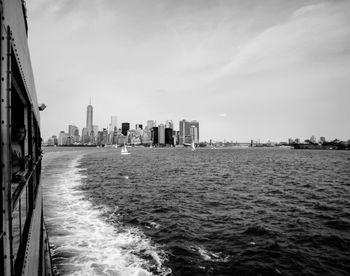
[189,121,199,143]
[179,119,200,144]
[116,132,127,145]
[121,123,130,136]
[129,129,142,145]
[96,128,108,146]
[68,125,79,143]
[165,128,173,145]
[147,120,155,130]
[152,127,159,145]
[81,128,88,143]
[141,130,152,145]
[58,131,68,146]
[173,131,179,145]
[111,129,121,145]
[158,124,165,145]
[179,120,189,145]
[68,125,78,136]
[190,126,198,143]
[92,125,98,142]
[110,116,118,132]
[47,135,58,146]
[165,120,174,129]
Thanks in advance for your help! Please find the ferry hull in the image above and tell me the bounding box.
[1,1,52,275]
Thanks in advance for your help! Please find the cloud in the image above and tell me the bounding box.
[213,1,350,79]
[26,0,350,141]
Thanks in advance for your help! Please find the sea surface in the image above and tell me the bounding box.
[41,147,350,276]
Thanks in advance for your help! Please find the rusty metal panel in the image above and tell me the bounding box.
[3,0,40,123]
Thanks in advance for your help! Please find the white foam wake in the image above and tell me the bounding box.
[191,245,229,263]
[42,152,170,276]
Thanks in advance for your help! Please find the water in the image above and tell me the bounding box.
[41,147,350,275]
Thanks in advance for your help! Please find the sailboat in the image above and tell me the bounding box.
[121,144,131,155]
[191,141,196,151]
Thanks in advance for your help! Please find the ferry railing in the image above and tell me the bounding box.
[10,155,51,275]
[12,157,42,211]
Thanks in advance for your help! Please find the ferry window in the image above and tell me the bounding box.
[10,50,32,270]
[11,97,28,197]
[11,67,30,200]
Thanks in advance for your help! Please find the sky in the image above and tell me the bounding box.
[27,0,350,142]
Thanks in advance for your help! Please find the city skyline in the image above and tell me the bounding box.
[27,1,350,142]
[49,100,341,145]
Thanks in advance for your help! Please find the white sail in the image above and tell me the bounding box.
[191,141,195,151]
[121,145,130,155]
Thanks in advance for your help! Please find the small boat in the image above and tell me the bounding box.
[121,145,131,155]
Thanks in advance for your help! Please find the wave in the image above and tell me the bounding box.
[243,225,271,236]
[42,152,171,276]
[324,218,350,231]
[42,148,350,276]
[193,245,229,263]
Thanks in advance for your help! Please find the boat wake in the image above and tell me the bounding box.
[42,152,171,276]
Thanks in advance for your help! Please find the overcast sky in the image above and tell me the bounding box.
[27,0,350,142]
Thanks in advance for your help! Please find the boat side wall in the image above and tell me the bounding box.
[1,1,50,275]
[1,3,12,275]
[3,0,40,123]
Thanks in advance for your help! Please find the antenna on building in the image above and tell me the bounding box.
[89,96,91,105]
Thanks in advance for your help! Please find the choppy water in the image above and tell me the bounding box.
[42,147,350,275]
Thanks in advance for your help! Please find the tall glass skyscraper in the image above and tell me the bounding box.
[86,103,93,137]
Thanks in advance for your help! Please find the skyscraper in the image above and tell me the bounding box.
[190,126,198,143]
[152,126,159,145]
[165,128,173,145]
[165,120,174,146]
[165,120,173,129]
[158,123,165,145]
[121,123,130,136]
[86,100,93,137]
[147,120,155,130]
[68,125,79,143]
[179,120,188,145]
[58,131,68,146]
[189,120,199,143]
[179,119,200,144]
[68,125,79,136]
[81,128,88,143]
[110,116,118,132]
